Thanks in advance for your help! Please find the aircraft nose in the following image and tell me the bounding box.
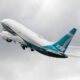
[1,19,10,24]
[1,20,6,23]
[1,19,8,22]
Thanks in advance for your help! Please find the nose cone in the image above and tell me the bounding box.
[1,19,7,23]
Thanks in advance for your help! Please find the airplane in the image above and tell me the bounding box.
[0,19,77,58]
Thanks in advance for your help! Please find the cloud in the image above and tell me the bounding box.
[0,46,80,80]
[0,0,80,42]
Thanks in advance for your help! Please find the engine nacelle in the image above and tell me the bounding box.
[6,39,12,42]
[0,31,25,44]
[0,31,12,42]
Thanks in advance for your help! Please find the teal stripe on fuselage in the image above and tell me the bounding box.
[43,45,59,51]
[23,39,47,54]
[23,39,62,53]
[23,39,66,57]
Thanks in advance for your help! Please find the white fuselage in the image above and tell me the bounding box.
[1,19,51,47]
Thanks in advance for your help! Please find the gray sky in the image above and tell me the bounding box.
[0,0,80,80]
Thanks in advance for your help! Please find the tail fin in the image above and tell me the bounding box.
[53,28,77,53]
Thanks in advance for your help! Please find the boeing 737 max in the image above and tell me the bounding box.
[0,19,77,58]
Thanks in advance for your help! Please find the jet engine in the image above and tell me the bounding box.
[0,31,12,42]
[0,31,28,50]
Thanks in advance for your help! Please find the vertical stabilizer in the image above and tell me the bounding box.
[53,28,77,53]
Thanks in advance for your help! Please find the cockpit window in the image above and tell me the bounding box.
[1,23,17,35]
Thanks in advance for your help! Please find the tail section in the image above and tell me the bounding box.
[53,28,77,53]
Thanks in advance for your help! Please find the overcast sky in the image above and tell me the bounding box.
[0,0,80,80]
